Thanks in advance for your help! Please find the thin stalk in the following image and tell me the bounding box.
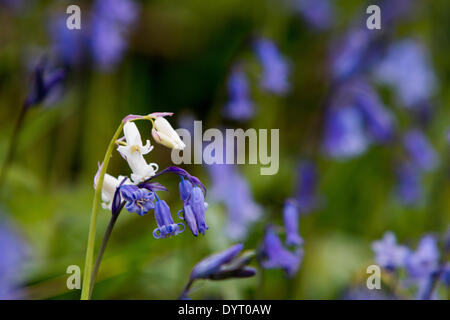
[89,204,124,298]
[80,121,124,300]
[178,279,194,300]
[0,103,27,192]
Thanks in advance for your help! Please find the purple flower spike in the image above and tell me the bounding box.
[190,244,243,280]
[119,185,155,216]
[223,66,255,121]
[403,130,438,172]
[372,232,410,271]
[254,38,291,95]
[283,200,303,247]
[153,199,184,239]
[259,227,303,278]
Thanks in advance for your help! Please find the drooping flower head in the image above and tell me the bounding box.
[189,244,255,281]
[153,197,184,239]
[150,114,186,150]
[223,65,255,121]
[24,58,65,109]
[119,184,155,216]
[372,231,410,271]
[117,121,158,183]
[254,38,291,94]
[178,176,208,237]
[259,226,303,278]
[93,162,131,211]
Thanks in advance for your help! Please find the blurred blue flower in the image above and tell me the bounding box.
[259,227,303,278]
[292,0,334,30]
[406,235,440,279]
[24,59,65,109]
[372,231,410,271]
[90,0,139,71]
[49,15,85,67]
[0,217,28,299]
[329,28,374,80]
[295,161,319,214]
[283,200,303,247]
[322,105,369,159]
[209,164,262,240]
[119,184,155,216]
[153,198,184,239]
[223,66,255,121]
[254,38,291,94]
[441,264,450,286]
[403,129,438,172]
[189,243,255,281]
[395,162,423,206]
[355,82,395,143]
[374,40,436,108]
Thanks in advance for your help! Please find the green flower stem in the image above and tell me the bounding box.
[80,121,124,300]
[0,103,27,193]
[89,203,124,298]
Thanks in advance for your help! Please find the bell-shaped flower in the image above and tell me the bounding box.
[151,116,186,150]
[177,177,208,236]
[117,121,158,183]
[119,184,155,216]
[153,198,184,239]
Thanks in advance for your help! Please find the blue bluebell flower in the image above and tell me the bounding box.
[292,0,334,30]
[178,176,208,236]
[119,184,155,216]
[329,28,374,80]
[223,66,255,121]
[259,227,303,278]
[254,38,291,94]
[153,198,184,239]
[24,59,65,109]
[295,161,319,214]
[395,162,423,206]
[403,129,438,172]
[190,244,255,280]
[322,105,369,159]
[406,235,440,279]
[90,0,139,71]
[355,82,395,143]
[0,216,28,299]
[208,164,262,240]
[283,200,303,247]
[374,40,436,108]
[372,232,410,271]
[441,264,450,287]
